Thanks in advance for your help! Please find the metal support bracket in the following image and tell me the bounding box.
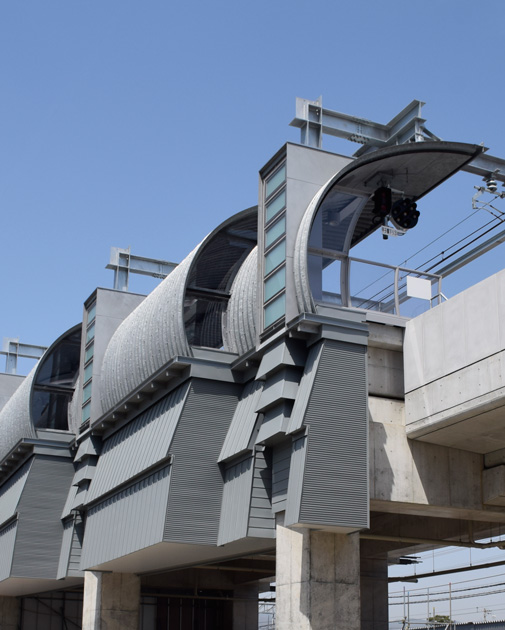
[1,338,47,375]
[290,96,505,183]
[106,247,178,292]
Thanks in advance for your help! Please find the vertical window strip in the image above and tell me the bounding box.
[264,293,286,328]
[265,163,286,198]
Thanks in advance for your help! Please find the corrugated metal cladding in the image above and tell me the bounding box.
[57,520,74,579]
[57,515,84,579]
[247,450,275,538]
[298,340,369,530]
[86,383,190,503]
[0,368,37,463]
[218,380,263,462]
[0,520,17,582]
[11,456,74,578]
[0,459,32,526]
[164,380,241,545]
[223,246,258,355]
[217,457,254,546]
[272,441,291,514]
[81,466,171,569]
[284,435,306,526]
[286,342,324,434]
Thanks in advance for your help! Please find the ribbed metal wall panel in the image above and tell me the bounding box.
[164,380,240,545]
[271,441,291,513]
[0,368,37,463]
[87,383,189,503]
[11,456,74,578]
[217,457,254,546]
[223,246,258,355]
[218,380,262,462]
[81,466,171,569]
[61,485,79,519]
[284,435,307,526]
[247,450,275,538]
[68,514,84,576]
[57,519,74,579]
[286,342,323,434]
[0,459,32,526]
[0,520,17,582]
[298,340,369,529]
[74,436,101,462]
[100,249,196,413]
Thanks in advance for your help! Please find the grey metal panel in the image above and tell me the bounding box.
[285,342,324,434]
[271,441,292,513]
[11,456,75,578]
[256,402,291,444]
[218,380,263,462]
[0,368,37,463]
[296,340,369,530]
[61,484,79,519]
[72,461,96,486]
[81,465,171,569]
[57,519,74,579]
[87,383,189,503]
[74,436,101,463]
[0,374,24,414]
[223,246,258,356]
[247,450,275,538]
[284,434,307,526]
[256,368,300,413]
[0,520,17,582]
[68,515,84,576]
[217,456,254,546]
[67,376,81,435]
[256,339,306,380]
[0,459,32,526]
[164,380,241,545]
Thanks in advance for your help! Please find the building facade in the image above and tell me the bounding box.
[1,99,505,630]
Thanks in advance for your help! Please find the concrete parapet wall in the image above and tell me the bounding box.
[404,269,505,453]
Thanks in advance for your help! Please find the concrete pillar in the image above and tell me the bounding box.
[233,584,259,630]
[0,596,20,630]
[83,570,140,630]
[360,543,389,630]
[276,525,360,630]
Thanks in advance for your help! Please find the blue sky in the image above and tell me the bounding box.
[1,0,505,619]
[1,0,504,348]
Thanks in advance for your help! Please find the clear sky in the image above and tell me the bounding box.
[1,0,504,348]
[1,0,505,621]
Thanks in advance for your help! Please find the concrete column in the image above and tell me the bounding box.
[83,570,140,630]
[276,525,360,630]
[360,543,389,630]
[233,584,259,630]
[0,596,20,630]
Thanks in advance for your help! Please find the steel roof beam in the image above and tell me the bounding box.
[290,97,505,183]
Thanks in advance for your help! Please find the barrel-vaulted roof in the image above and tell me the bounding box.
[100,208,257,414]
[294,141,483,314]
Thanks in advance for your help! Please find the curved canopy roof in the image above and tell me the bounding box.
[294,141,484,314]
[101,208,257,413]
[0,324,81,463]
[223,246,258,355]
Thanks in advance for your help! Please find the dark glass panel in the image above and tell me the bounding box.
[35,333,81,388]
[32,390,72,430]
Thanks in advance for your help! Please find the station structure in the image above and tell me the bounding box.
[1,98,505,630]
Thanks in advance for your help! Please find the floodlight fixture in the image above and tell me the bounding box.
[390,198,419,230]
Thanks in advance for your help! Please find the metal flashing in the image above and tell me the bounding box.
[86,383,189,504]
[219,380,263,463]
